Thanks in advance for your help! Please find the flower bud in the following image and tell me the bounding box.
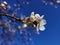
[3,1,7,5]
[1,3,5,7]
[23,24,27,28]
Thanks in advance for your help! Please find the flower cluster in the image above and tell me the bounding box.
[20,11,47,34]
[0,1,11,10]
[29,12,46,34]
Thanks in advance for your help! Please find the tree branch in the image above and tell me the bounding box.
[0,12,24,22]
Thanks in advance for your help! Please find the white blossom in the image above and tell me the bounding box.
[33,13,46,33]
[1,3,5,7]
[3,1,7,5]
[29,12,47,34]
[23,24,27,28]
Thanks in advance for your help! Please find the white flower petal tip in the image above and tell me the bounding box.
[39,26,45,31]
[35,14,40,18]
[40,15,44,19]
[31,12,35,15]
[30,12,35,18]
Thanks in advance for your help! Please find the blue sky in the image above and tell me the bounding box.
[0,0,60,45]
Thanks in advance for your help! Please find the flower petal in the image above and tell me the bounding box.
[35,14,40,20]
[40,15,44,19]
[36,24,39,32]
[36,24,40,34]
[40,19,46,26]
[31,12,35,16]
[39,26,45,31]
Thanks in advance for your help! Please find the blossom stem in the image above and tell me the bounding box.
[0,12,23,22]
